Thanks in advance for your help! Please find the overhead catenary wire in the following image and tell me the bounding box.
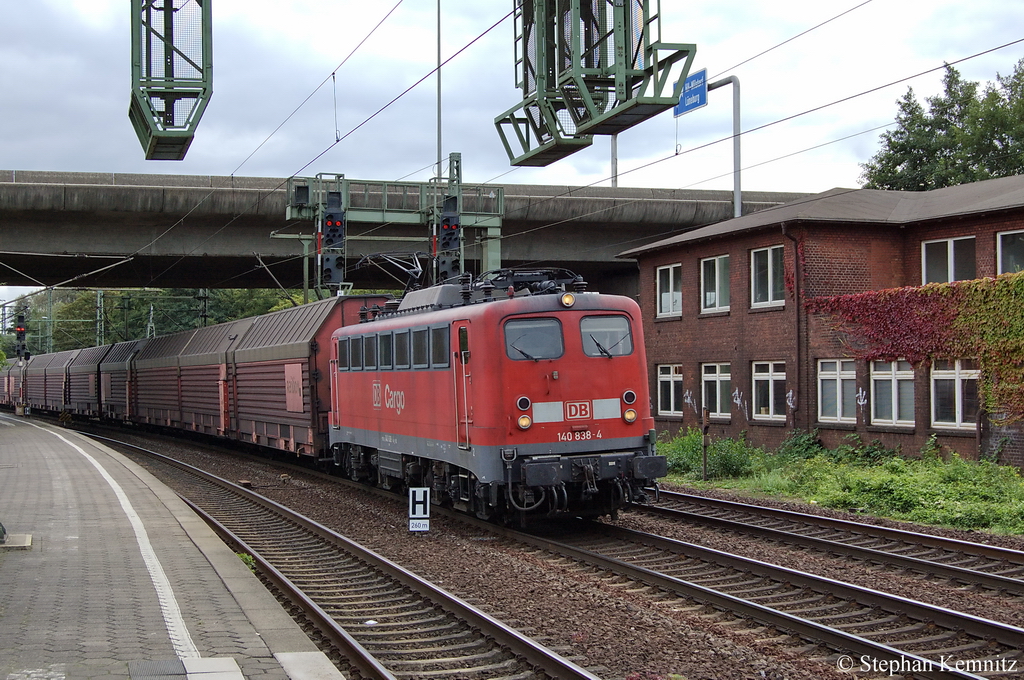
[101,1,876,288]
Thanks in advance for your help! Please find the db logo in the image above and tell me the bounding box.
[372,381,382,409]
[565,401,591,420]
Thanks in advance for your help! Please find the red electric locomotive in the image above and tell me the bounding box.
[329,273,666,522]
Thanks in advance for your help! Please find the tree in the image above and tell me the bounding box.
[861,60,1024,190]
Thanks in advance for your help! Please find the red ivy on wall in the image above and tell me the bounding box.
[806,272,1024,423]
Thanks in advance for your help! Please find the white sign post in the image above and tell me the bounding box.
[408,487,430,532]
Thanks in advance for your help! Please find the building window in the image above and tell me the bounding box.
[751,245,785,307]
[818,359,856,423]
[658,364,684,416]
[931,359,980,429]
[702,363,731,419]
[998,230,1024,274]
[922,237,975,283]
[701,255,730,312]
[871,359,915,426]
[657,264,682,317]
[752,361,786,420]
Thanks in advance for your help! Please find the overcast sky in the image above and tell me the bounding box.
[2,0,1024,303]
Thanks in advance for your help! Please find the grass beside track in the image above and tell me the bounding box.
[659,428,1024,534]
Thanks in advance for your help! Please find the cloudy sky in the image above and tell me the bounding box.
[2,0,1023,302]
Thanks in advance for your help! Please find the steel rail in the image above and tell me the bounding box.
[479,520,1021,680]
[654,489,1024,564]
[181,496,398,680]
[97,434,601,680]
[637,491,1024,595]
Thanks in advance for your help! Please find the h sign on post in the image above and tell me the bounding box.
[409,487,430,532]
[674,68,708,117]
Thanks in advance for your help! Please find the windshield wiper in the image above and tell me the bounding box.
[590,334,612,358]
[510,343,538,361]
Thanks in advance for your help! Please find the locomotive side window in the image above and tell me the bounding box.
[505,318,563,361]
[394,331,410,369]
[581,315,633,357]
[337,338,349,371]
[431,327,450,367]
[349,336,363,370]
[363,334,377,370]
[412,328,429,368]
[379,332,393,370]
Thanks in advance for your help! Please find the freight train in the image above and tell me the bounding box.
[1,271,666,522]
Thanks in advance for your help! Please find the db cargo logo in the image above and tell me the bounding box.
[372,381,382,409]
[565,401,591,420]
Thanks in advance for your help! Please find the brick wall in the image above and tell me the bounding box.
[635,211,1024,467]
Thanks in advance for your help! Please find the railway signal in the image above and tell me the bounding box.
[320,210,346,287]
[438,210,460,252]
[322,211,346,250]
[15,314,26,358]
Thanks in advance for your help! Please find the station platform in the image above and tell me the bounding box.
[0,413,345,680]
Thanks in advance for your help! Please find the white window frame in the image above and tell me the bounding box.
[930,359,980,430]
[922,236,976,284]
[750,245,785,308]
[657,364,684,416]
[701,363,731,419]
[656,264,682,317]
[817,359,857,423]
[700,255,730,312]
[997,229,1024,274]
[752,361,787,421]
[870,359,915,427]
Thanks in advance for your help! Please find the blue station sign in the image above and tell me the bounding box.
[674,68,708,117]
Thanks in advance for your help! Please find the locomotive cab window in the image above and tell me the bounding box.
[581,315,633,357]
[337,338,349,371]
[505,318,563,361]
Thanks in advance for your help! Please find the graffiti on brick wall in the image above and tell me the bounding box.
[732,387,749,422]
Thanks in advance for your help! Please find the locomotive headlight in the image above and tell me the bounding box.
[559,292,576,307]
[517,414,533,430]
[623,408,638,423]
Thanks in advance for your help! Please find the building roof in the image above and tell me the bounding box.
[618,174,1024,258]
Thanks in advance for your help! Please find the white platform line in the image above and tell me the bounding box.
[21,421,200,660]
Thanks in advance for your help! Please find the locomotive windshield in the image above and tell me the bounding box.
[581,315,633,357]
[505,318,563,361]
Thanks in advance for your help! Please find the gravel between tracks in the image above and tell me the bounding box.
[113,433,1024,680]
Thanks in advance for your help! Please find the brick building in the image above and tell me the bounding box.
[620,175,1024,467]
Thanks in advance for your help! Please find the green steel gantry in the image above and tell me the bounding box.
[286,154,504,292]
[494,0,696,166]
[129,0,213,160]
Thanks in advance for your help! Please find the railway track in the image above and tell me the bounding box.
[638,489,1024,595]
[505,520,1024,679]
[91,428,1024,678]
[101,436,601,680]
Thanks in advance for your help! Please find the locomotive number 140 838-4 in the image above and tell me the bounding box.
[557,429,603,442]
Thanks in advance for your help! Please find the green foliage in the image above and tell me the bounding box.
[659,428,762,479]
[807,271,1024,423]
[16,288,291,353]
[861,59,1024,190]
[660,429,1024,534]
[236,552,257,573]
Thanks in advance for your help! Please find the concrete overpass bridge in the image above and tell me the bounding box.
[0,170,806,296]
